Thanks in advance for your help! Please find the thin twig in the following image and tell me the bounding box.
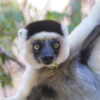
[0,46,25,68]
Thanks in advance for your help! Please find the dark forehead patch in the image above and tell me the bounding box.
[25,20,63,39]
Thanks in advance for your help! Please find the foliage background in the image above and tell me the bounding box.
[0,0,96,97]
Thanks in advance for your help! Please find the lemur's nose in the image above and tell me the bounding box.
[41,56,54,64]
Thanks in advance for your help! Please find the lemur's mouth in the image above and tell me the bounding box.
[43,61,59,69]
[43,61,53,65]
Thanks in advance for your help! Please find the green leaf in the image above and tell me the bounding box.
[53,62,59,69]
[0,54,8,64]
[0,64,12,88]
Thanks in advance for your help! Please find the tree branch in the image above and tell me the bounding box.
[0,46,25,68]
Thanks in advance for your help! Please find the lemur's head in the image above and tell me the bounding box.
[18,20,70,69]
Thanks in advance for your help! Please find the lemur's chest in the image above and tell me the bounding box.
[33,66,100,100]
[35,67,67,86]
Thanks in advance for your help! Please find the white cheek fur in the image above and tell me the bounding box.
[56,38,70,65]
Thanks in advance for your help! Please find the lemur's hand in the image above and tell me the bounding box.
[0,96,25,100]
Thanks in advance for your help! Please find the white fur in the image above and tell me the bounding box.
[61,24,68,37]
[0,96,21,100]
[18,28,28,58]
[15,66,36,99]
[18,28,27,39]
[31,31,61,40]
[68,0,100,54]
[88,36,100,75]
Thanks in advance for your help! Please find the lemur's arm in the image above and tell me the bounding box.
[0,67,36,100]
[68,0,100,54]
[15,66,36,99]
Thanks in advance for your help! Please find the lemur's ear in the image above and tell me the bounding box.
[18,28,28,51]
[18,28,28,39]
[61,24,68,37]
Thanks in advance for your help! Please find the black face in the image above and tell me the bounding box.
[32,39,60,65]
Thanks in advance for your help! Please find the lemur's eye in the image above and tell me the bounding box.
[33,44,40,50]
[53,42,59,49]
